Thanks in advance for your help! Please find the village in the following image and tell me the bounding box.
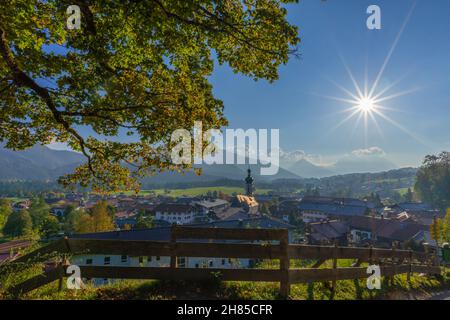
[1,168,446,282]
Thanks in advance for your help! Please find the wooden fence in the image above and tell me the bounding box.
[3,226,441,298]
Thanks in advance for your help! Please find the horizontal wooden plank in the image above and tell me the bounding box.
[3,239,67,266]
[412,252,429,262]
[67,239,172,256]
[67,239,282,259]
[290,267,366,283]
[288,245,369,260]
[174,242,283,259]
[288,244,429,261]
[67,239,432,263]
[172,227,287,241]
[289,265,413,284]
[381,265,411,276]
[9,265,65,295]
[411,265,441,274]
[79,266,282,282]
[0,240,32,254]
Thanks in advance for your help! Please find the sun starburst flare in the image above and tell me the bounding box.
[315,0,431,148]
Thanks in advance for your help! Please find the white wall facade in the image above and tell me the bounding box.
[155,211,196,225]
[302,211,328,223]
[70,254,251,286]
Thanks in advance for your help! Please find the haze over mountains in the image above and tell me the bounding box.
[0,145,400,182]
[0,145,84,180]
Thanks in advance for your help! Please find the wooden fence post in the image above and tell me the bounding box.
[433,248,440,267]
[170,224,177,270]
[279,230,290,299]
[330,241,338,299]
[407,249,412,284]
[57,237,72,291]
[389,243,396,286]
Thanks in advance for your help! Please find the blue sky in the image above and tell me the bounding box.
[208,0,450,167]
[47,0,450,169]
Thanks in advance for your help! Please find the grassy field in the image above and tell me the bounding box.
[121,186,273,197]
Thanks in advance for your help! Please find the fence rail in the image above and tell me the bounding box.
[4,226,441,298]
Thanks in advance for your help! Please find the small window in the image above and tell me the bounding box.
[195,263,199,268]
[221,259,226,265]
[121,255,127,263]
[104,257,111,265]
[209,261,213,267]
[156,256,160,261]
[86,258,93,265]
[139,256,144,264]
[147,256,152,262]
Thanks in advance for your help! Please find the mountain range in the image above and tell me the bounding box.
[0,145,400,182]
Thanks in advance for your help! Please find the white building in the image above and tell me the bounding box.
[71,254,245,286]
[153,203,197,225]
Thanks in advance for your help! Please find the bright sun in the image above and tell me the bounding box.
[319,2,426,146]
[357,97,376,112]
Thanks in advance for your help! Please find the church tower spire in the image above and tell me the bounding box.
[245,167,254,196]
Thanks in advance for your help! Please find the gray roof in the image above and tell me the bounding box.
[299,203,367,217]
[349,216,428,242]
[301,196,367,207]
[70,216,295,242]
[396,202,434,212]
[194,199,229,209]
[310,220,349,242]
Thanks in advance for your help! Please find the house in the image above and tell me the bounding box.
[50,203,82,219]
[50,207,66,218]
[254,195,277,203]
[69,216,296,285]
[348,216,428,248]
[114,210,139,229]
[388,202,441,226]
[115,210,138,220]
[273,200,301,222]
[175,196,200,205]
[12,200,30,212]
[152,203,197,225]
[214,207,246,220]
[115,217,137,229]
[307,220,350,245]
[193,199,230,215]
[235,195,259,215]
[298,196,368,222]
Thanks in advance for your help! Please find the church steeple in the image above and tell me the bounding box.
[245,167,254,196]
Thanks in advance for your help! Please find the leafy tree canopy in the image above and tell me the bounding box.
[28,197,51,229]
[415,152,450,210]
[90,200,115,232]
[0,0,299,193]
[430,208,450,244]
[40,215,60,238]
[0,198,12,230]
[3,210,33,238]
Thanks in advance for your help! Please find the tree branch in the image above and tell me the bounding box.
[0,26,97,176]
